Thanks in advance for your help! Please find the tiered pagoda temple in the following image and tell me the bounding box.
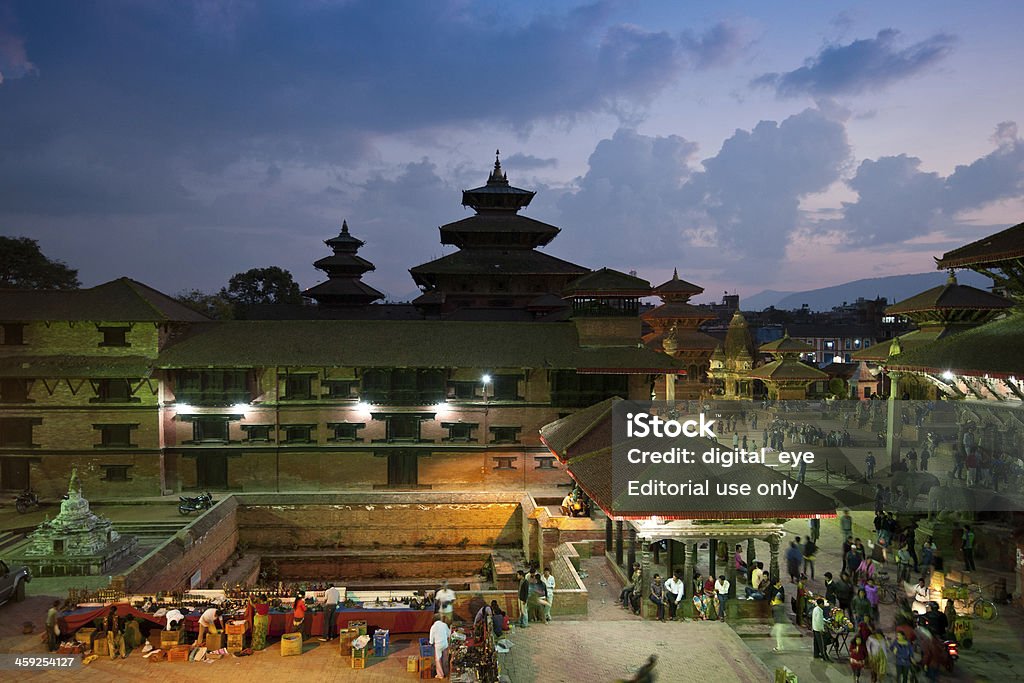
[303,220,385,308]
[747,332,829,400]
[642,269,719,399]
[707,311,757,399]
[410,152,588,318]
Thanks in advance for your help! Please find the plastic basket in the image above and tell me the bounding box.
[407,655,420,672]
[419,637,434,658]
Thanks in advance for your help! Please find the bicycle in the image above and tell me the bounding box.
[944,583,998,621]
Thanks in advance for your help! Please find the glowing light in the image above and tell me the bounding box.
[941,371,955,381]
[433,403,448,413]
[481,374,492,384]
[233,403,250,413]
[176,403,194,414]
[354,402,370,413]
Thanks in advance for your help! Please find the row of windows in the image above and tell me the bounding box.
[0,324,131,347]
[184,417,523,445]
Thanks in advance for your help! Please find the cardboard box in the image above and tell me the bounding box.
[206,633,226,650]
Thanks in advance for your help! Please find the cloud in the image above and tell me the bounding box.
[679,21,746,69]
[555,109,851,283]
[833,122,1024,247]
[0,7,36,85]
[501,153,558,170]
[752,29,955,98]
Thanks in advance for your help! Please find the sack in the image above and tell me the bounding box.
[54,624,61,637]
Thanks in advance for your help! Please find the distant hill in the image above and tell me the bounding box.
[743,271,993,312]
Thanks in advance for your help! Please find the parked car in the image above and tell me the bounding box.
[0,560,31,605]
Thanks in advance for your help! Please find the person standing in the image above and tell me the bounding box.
[45,600,60,653]
[435,580,456,625]
[921,537,937,575]
[803,537,817,580]
[865,452,876,480]
[321,583,340,641]
[714,574,730,622]
[517,571,530,627]
[785,541,803,583]
[105,605,126,659]
[542,567,556,623]
[292,593,308,638]
[649,574,666,622]
[840,510,853,544]
[962,525,977,571]
[429,614,451,679]
[811,598,830,661]
[770,590,787,653]
[663,571,683,620]
[849,634,867,682]
[251,594,269,650]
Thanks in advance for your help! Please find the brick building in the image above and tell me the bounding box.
[0,158,681,499]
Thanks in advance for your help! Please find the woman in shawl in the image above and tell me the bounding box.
[691,572,709,620]
[865,632,888,683]
[251,593,270,650]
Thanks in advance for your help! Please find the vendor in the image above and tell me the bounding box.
[164,608,184,631]
[195,607,221,648]
[429,614,451,679]
[435,580,456,625]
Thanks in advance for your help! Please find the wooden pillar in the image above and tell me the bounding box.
[746,539,756,572]
[708,539,717,579]
[639,537,652,620]
[627,527,637,571]
[769,535,780,584]
[605,517,613,553]
[653,541,661,566]
[680,540,694,619]
[726,546,738,600]
[615,521,624,566]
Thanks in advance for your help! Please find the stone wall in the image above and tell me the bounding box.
[122,496,239,593]
[233,492,526,550]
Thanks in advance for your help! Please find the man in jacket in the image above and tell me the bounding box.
[517,570,530,627]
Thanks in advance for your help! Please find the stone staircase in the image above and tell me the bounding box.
[112,520,190,544]
[0,530,26,553]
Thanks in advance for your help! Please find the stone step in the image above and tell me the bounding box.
[112,521,189,539]
[0,531,25,552]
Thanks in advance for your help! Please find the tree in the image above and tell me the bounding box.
[0,236,80,289]
[175,289,235,320]
[223,266,303,307]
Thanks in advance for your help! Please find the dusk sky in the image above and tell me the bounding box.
[1,1,1023,303]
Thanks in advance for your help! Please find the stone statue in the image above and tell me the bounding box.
[892,471,940,501]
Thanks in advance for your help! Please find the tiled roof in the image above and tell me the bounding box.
[156,320,683,371]
[747,358,829,381]
[886,275,1011,314]
[439,213,560,238]
[563,268,652,296]
[538,397,617,461]
[936,221,1024,269]
[851,327,951,362]
[653,269,704,297]
[409,249,588,277]
[641,302,713,321]
[884,313,1024,377]
[0,278,210,322]
[759,333,814,354]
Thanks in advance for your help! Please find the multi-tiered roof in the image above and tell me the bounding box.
[303,221,385,308]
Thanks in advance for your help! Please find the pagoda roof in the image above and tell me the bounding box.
[643,328,720,351]
[157,320,683,372]
[312,253,376,273]
[886,273,1011,315]
[526,293,569,310]
[935,221,1024,269]
[759,333,814,354]
[884,312,1024,378]
[654,269,704,298]
[302,278,385,304]
[323,220,365,252]
[724,311,755,360]
[439,212,560,247]
[747,357,829,381]
[641,301,714,321]
[562,268,652,297]
[852,327,958,362]
[0,355,155,378]
[409,248,588,280]
[461,152,536,212]
[0,277,210,322]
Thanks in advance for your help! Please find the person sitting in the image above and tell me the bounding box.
[745,563,767,599]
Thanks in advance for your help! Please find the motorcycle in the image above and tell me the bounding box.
[14,490,40,514]
[178,491,215,515]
